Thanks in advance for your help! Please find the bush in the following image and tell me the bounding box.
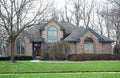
[0,57,10,61]
[42,51,49,60]
[0,56,33,61]
[48,41,70,60]
[67,54,120,61]
[15,56,33,60]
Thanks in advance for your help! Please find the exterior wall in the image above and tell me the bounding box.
[102,43,112,54]
[77,31,102,54]
[7,32,112,57]
[15,33,32,56]
[7,33,32,56]
[24,36,32,56]
[42,20,63,43]
[68,31,112,54]
[69,43,76,54]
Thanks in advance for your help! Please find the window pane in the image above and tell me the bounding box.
[84,38,94,53]
[48,26,57,30]
[17,39,25,55]
[47,26,58,40]
[17,46,20,54]
[48,31,57,40]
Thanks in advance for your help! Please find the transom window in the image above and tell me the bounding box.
[47,26,58,40]
[17,38,25,55]
[84,38,94,53]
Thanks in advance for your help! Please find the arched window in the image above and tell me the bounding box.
[84,38,94,53]
[47,26,58,40]
[17,38,25,55]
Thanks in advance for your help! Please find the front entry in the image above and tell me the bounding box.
[33,42,41,59]
[35,46,41,58]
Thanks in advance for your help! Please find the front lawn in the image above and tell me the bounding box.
[0,73,120,78]
[0,61,120,73]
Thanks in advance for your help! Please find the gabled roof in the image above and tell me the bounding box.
[23,18,114,43]
[64,26,85,42]
[80,27,114,43]
[39,19,65,31]
[59,22,76,34]
[25,25,44,42]
[39,19,76,34]
[22,31,34,41]
[64,27,114,43]
[23,19,76,42]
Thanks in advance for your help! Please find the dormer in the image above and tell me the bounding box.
[40,19,64,43]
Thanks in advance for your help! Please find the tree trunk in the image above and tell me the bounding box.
[10,37,16,62]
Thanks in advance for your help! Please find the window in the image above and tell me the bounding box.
[47,26,58,40]
[17,38,25,55]
[84,38,94,53]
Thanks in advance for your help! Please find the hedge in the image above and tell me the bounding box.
[0,56,33,61]
[48,41,70,60]
[67,54,120,61]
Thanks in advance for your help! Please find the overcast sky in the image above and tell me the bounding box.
[54,0,106,9]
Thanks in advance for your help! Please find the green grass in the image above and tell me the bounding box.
[0,61,120,73]
[0,73,120,78]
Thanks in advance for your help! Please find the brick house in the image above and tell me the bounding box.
[9,19,114,59]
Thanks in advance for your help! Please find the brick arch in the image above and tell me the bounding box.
[79,31,99,54]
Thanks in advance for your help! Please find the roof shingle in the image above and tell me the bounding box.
[64,26,85,42]
[23,20,114,43]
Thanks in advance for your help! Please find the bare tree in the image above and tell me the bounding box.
[71,0,95,27]
[100,0,120,53]
[50,5,62,22]
[64,0,73,23]
[0,0,53,62]
[0,26,8,56]
[59,0,73,23]
[58,0,95,28]
[51,8,59,21]
[82,0,95,28]
[71,0,84,27]
[96,11,103,35]
[59,10,65,22]
[100,5,112,38]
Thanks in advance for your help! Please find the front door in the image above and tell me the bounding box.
[35,47,41,58]
[33,43,41,58]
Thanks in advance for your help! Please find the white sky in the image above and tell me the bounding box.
[55,0,65,9]
[54,0,108,9]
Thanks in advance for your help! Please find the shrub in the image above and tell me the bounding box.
[67,54,120,61]
[15,56,33,60]
[0,56,33,61]
[0,57,10,61]
[43,46,50,60]
[43,52,49,60]
[48,41,70,60]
